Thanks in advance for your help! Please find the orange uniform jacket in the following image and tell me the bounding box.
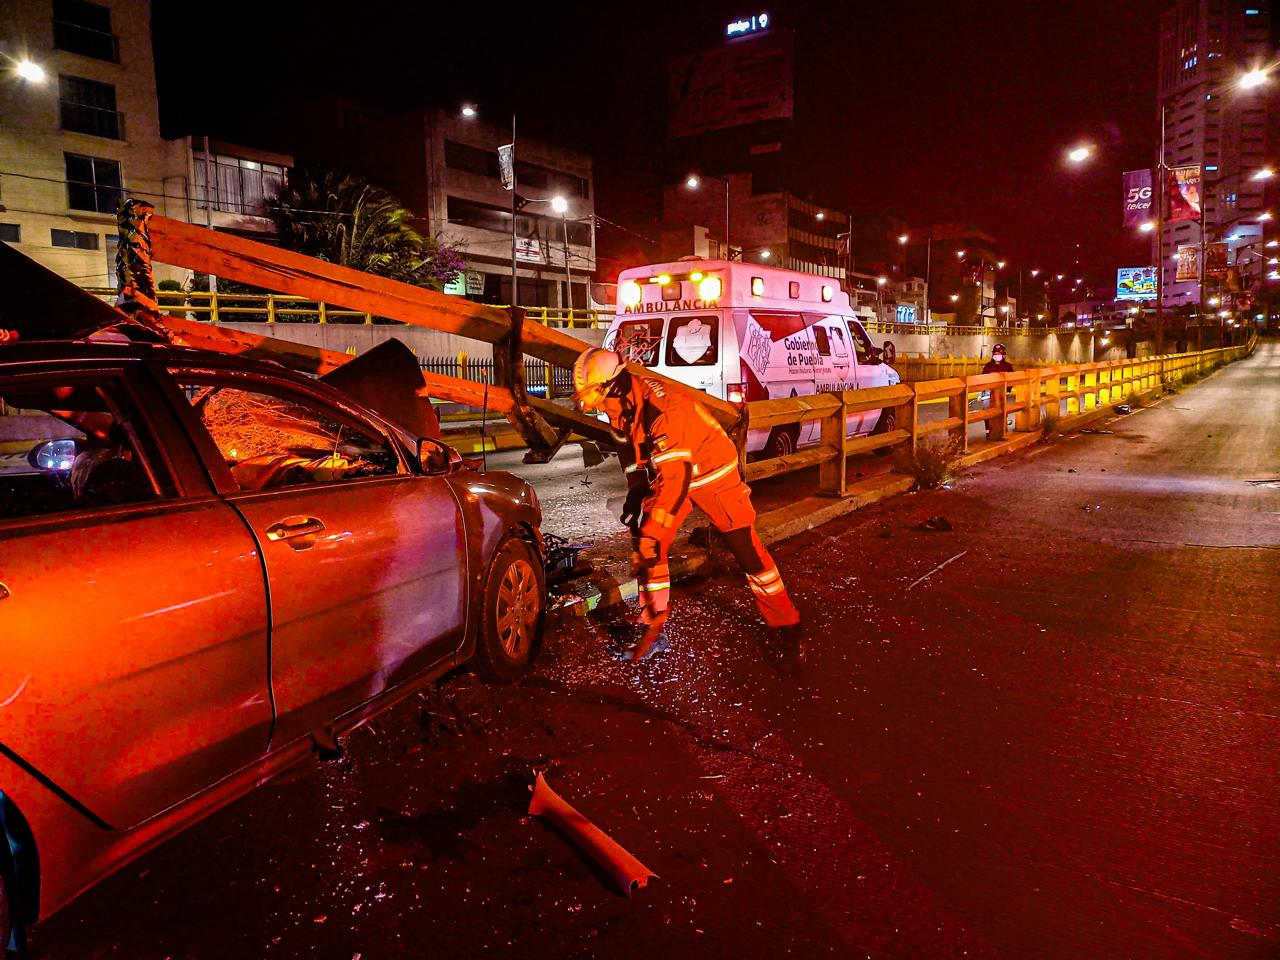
[611,375,739,542]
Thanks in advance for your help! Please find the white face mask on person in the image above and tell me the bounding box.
[993,353,1005,363]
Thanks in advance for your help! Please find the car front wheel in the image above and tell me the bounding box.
[474,538,545,683]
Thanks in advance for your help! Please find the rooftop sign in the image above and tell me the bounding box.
[726,12,770,37]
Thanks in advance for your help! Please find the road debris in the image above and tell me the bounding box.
[1115,404,1132,414]
[905,551,968,592]
[918,516,953,532]
[528,772,657,897]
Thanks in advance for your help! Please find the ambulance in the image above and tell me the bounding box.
[603,259,901,458]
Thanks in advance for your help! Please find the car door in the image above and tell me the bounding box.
[165,367,467,749]
[0,364,271,830]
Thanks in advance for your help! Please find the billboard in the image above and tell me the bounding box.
[1116,267,1157,300]
[1176,245,1199,282]
[1205,241,1228,278]
[1166,165,1202,223]
[668,29,794,138]
[1122,169,1153,226]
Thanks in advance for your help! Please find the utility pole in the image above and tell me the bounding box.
[1154,102,1166,354]
[510,115,518,307]
[202,135,217,294]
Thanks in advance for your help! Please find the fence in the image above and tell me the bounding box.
[737,337,1258,497]
[86,289,613,329]
[418,354,575,401]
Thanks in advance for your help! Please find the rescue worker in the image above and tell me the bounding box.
[572,348,806,667]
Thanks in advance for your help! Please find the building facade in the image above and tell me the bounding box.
[0,0,189,286]
[256,100,596,310]
[1155,0,1277,313]
[0,0,289,288]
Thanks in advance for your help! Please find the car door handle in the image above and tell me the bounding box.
[266,516,326,542]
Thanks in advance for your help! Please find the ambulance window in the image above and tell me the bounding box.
[845,321,875,362]
[613,319,664,366]
[812,325,831,357]
[666,316,719,367]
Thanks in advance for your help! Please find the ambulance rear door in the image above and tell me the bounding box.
[662,311,726,399]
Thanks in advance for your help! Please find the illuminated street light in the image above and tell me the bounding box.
[1031,269,1040,277]
[815,211,825,221]
[1067,145,1091,163]
[898,234,909,245]
[686,175,700,188]
[1253,168,1275,180]
[1218,310,1230,318]
[949,293,959,302]
[760,249,771,259]
[956,249,966,258]
[1139,221,1156,232]
[550,195,568,214]
[997,261,1006,269]
[1000,304,1010,313]
[1056,274,1065,281]
[876,276,887,286]
[1269,258,1278,265]
[16,60,45,83]
[1240,68,1269,89]
[1260,212,1273,221]
[459,103,477,118]
[1268,240,1278,248]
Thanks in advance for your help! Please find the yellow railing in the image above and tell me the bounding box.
[86,289,614,329]
[740,335,1258,497]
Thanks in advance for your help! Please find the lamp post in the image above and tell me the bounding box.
[461,103,522,305]
[686,174,731,259]
[898,230,932,323]
[551,195,573,316]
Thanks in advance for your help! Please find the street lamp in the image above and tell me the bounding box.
[550,195,573,316]
[686,173,732,260]
[460,102,522,306]
[1240,67,1270,89]
[1253,167,1275,181]
[1139,221,1156,232]
[759,249,771,260]
[1067,145,1092,163]
[815,211,825,221]
[15,60,45,83]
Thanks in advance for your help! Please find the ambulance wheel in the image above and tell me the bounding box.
[871,409,897,456]
[764,426,798,460]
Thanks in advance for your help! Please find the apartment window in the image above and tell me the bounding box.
[51,228,100,249]
[194,153,286,217]
[0,224,19,243]
[53,0,117,62]
[59,75,122,139]
[65,153,122,213]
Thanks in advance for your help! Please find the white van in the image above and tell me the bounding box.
[604,259,902,458]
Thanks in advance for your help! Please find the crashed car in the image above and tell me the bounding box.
[0,339,546,950]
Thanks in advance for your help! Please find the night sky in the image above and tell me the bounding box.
[154,0,1164,286]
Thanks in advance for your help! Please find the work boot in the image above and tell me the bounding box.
[775,621,808,673]
[625,622,669,663]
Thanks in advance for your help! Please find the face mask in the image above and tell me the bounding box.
[993,354,1004,363]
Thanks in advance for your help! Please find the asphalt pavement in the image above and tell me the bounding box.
[32,342,1278,959]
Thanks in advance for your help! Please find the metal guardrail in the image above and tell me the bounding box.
[86,289,614,329]
[738,336,1258,497]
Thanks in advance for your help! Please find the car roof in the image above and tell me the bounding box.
[0,338,294,378]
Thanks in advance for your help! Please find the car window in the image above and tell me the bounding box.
[845,320,876,362]
[174,379,402,492]
[812,326,831,357]
[0,376,173,520]
[610,318,665,366]
[665,316,719,367]
[828,324,851,360]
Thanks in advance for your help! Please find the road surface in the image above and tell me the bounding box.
[33,342,1278,958]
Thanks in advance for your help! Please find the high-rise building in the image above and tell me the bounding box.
[1155,0,1277,314]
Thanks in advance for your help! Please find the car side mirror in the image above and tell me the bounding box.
[28,438,78,472]
[418,437,463,475]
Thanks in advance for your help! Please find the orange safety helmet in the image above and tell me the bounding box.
[571,347,627,413]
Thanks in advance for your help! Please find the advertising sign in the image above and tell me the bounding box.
[895,304,918,323]
[1175,244,1199,282]
[1116,267,1157,300]
[497,144,515,190]
[465,271,485,296]
[1204,242,1228,278]
[726,12,770,37]
[668,29,794,138]
[515,237,544,263]
[1122,169,1153,227]
[1166,165,1202,223]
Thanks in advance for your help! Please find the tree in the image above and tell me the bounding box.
[268,169,463,290]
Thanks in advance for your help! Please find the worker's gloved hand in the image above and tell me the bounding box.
[620,483,649,534]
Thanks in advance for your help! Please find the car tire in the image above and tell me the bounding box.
[871,408,897,456]
[763,426,798,460]
[474,538,545,683]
